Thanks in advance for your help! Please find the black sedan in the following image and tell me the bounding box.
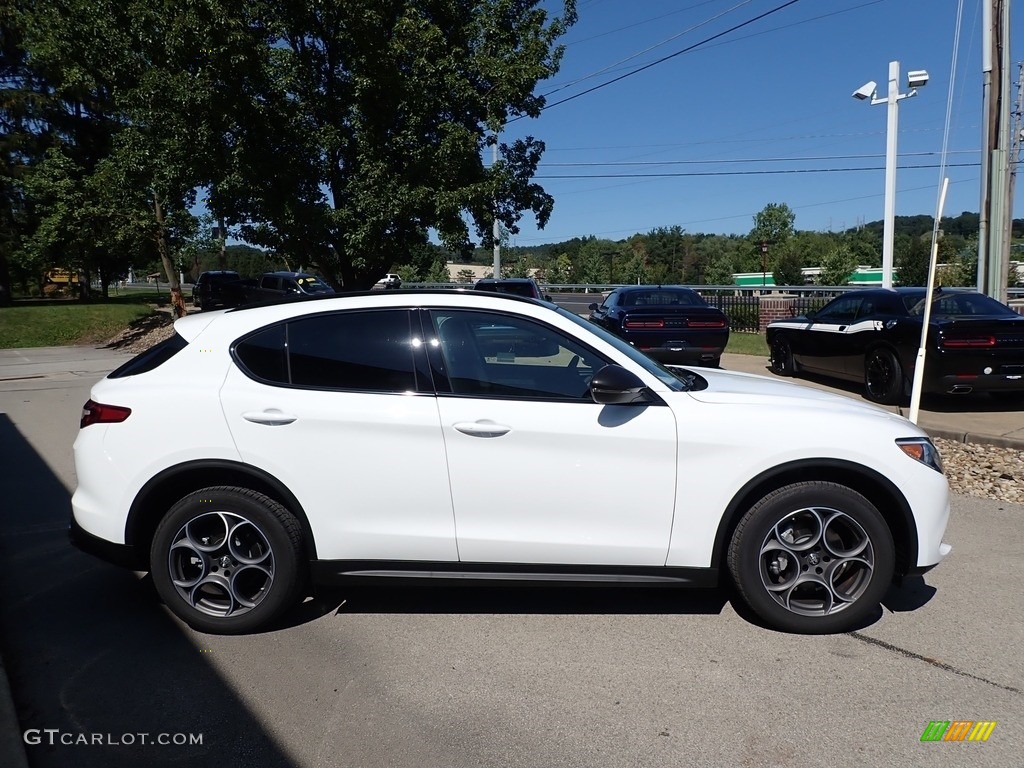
[766,287,1024,404]
[588,286,730,367]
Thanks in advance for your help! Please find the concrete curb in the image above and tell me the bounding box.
[921,426,1024,451]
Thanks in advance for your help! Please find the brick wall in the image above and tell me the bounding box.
[757,295,797,333]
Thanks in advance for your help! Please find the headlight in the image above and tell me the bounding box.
[895,437,944,474]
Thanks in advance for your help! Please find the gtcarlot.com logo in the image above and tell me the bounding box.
[24,730,203,747]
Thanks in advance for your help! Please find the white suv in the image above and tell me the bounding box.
[71,291,951,635]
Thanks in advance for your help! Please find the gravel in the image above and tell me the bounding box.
[103,307,1024,505]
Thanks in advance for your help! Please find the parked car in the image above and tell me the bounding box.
[766,287,1024,404]
[245,271,335,303]
[71,290,950,636]
[376,273,402,289]
[473,277,548,301]
[192,270,246,311]
[588,286,730,367]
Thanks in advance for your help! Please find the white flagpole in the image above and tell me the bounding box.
[908,177,950,424]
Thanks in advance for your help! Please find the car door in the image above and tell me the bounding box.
[798,295,863,379]
[425,308,678,566]
[220,308,457,562]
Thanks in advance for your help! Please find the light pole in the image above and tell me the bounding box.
[760,241,769,288]
[852,61,929,288]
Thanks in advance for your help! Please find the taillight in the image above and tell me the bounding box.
[942,335,995,348]
[624,319,665,329]
[81,399,132,428]
[688,320,727,328]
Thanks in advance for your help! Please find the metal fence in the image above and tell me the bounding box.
[399,282,1024,333]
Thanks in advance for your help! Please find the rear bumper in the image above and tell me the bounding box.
[642,346,725,364]
[933,372,1024,394]
[69,515,139,569]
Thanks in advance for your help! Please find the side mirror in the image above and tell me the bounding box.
[590,364,653,405]
[588,303,599,311]
[805,309,817,320]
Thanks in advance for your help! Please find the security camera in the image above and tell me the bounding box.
[907,70,929,88]
[852,81,877,101]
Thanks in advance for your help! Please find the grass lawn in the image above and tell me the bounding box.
[0,294,163,348]
[725,332,769,358]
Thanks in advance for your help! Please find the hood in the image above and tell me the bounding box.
[681,367,915,424]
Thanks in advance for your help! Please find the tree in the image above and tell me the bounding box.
[703,249,736,286]
[894,234,929,286]
[220,1,577,289]
[751,203,796,247]
[772,250,804,287]
[817,242,857,286]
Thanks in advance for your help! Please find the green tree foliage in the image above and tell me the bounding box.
[817,242,857,286]
[218,0,576,289]
[894,234,929,287]
[772,249,804,287]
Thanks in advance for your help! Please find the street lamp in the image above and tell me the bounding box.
[852,61,928,289]
[760,241,769,288]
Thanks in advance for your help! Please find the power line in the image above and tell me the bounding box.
[535,162,980,179]
[512,0,804,119]
[539,151,980,167]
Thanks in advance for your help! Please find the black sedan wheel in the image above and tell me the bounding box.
[769,336,796,377]
[728,482,894,634]
[150,487,305,634]
[864,348,904,404]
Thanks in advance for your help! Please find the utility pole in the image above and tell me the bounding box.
[978,0,1013,302]
[1009,60,1023,285]
[492,140,501,279]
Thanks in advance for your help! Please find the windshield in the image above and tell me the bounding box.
[296,275,333,293]
[557,307,688,391]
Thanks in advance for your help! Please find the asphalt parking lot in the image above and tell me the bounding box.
[0,345,1022,768]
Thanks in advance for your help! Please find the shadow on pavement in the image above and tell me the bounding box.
[0,415,293,768]
[302,583,731,624]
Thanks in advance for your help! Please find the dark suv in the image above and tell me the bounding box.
[473,277,549,301]
[192,270,244,311]
[246,271,335,302]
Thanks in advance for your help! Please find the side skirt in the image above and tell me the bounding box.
[309,560,719,589]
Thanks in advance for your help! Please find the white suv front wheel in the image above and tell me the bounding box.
[728,482,895,634]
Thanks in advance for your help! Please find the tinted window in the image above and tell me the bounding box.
[108,333,188,378]
[205,273,239,285]
[475,282,537,298]
[903,291,1016,317]
[234,310,418,391]
[429,310,607,400]
[288,311,417,391]
[816,296,862,323]
[235,324,288,383]
[623,290,704,307]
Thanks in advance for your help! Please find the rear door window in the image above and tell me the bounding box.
[233,310,423,393]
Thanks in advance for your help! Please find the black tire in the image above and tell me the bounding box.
[727,482,894,634]
[864,347,905,405]
[150,486,305,635]
[769,335,796,377]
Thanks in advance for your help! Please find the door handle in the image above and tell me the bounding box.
[453,421,511,438]
[242,409,297,426]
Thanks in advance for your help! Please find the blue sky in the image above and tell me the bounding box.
[499,0,1021,245]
